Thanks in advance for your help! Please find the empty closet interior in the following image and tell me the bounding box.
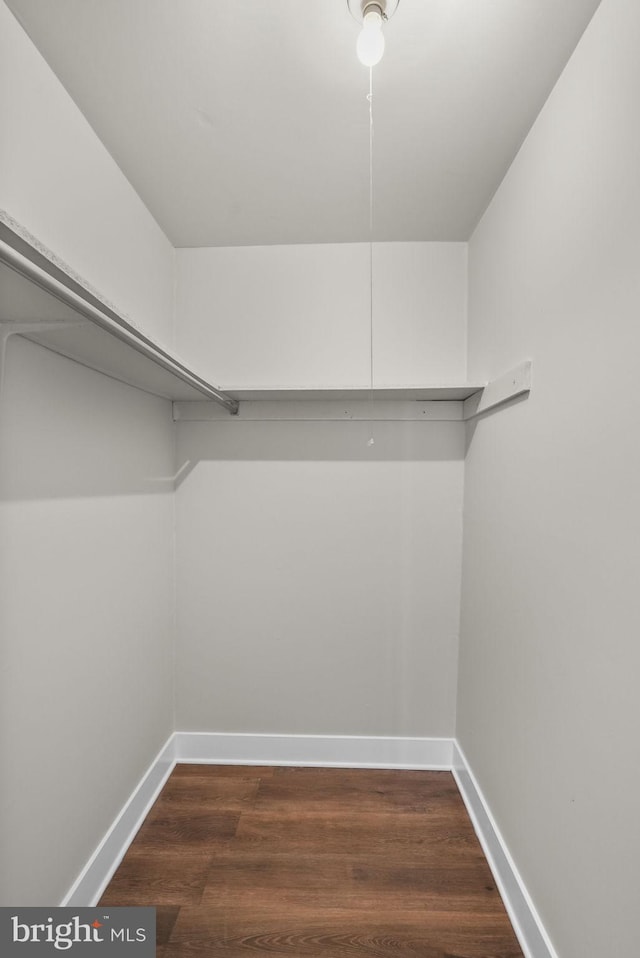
[1,2,638,957]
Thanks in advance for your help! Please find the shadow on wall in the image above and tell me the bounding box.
[174,419,467,489]
[464,392,531,454]
[1,337,468,502]
[0,336,176,502]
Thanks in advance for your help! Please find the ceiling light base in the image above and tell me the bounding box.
[347,0,400,24]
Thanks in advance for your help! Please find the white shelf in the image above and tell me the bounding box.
[0,213,238,411]
[222,385,483,402]
[173,384,487,423]
[174,364,532,421]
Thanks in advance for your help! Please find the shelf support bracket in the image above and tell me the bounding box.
[463,360,532,420]
[0,319,84,397]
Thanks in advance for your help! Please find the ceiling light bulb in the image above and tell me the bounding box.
[357,8,385,67]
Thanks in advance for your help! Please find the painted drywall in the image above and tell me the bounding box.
[174,242,467,387]
[0,5,179,904]
[0,337,176,905]
[173,230,468,751]
[0,0,175,348]
[173,241,468,739]
[458,1,639,956]
[175,420,464,737]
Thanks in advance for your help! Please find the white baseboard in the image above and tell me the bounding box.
[61,730,556,958]
[174,731,454,769]
[61,733,450,907]
[61,734,176,907]
[452,742,558,958]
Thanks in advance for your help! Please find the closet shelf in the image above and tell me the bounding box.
[0,213,238,412]
[174,362,532,422]
[221,385,483,402]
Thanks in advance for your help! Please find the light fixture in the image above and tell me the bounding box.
[358,4,385,66]
[347,0,399,67]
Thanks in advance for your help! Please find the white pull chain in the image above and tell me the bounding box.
[367,67,375,447]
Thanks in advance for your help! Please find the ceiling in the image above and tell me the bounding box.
[6,0,601,247]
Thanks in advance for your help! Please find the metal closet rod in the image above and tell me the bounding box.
[0,224,239,414]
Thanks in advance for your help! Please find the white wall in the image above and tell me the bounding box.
[175,242,467,387]
[0,338,176,905]
[458,1,640,956]
[174,239,468,739]
[175,420,464,737]
[0,0,175,347]
[0,3,179,905]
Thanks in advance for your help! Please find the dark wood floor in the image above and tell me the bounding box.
[99,764,523,957]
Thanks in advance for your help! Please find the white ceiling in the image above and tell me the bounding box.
[6,0,601,247]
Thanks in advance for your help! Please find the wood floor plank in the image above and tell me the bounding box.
[201,852,499,904]
[157,905,181,943]
[231,811,484,864]
[159,775,260,810]
[99,765,524,958]
[101,850,215,906]
[131,809,240,848]
[171,764,276,780]
[164,905,523,958]
[154,904,181,957]
[254,767,459,815]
